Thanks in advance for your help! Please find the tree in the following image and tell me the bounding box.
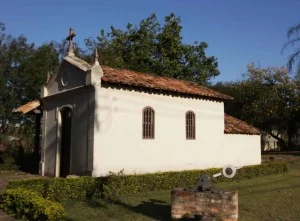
[21,42,59,102]
[282,23,300,79]
[0,23,62,157]
[212,81,246,120]
[0,23,34,131]
[85,13,219,85]
[213,63,300,150]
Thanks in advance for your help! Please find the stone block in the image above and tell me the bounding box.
[171,189,238,221]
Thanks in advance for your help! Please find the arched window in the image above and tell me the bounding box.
[143,107,155,139]
[186,111,195,139]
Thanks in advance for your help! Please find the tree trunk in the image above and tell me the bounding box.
[287,126,294,150]
[269,132,287,151]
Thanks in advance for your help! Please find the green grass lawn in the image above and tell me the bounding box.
[64,160,300,221]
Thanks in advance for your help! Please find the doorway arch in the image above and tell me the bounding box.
[59,106,72,177]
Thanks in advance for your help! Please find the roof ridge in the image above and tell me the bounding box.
[101,65,233,100]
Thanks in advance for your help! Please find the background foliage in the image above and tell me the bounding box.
[213,63,300,150]
[85,13,219,85]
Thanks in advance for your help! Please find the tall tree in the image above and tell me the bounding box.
[213,63,300,150]
[282,23,300,79]
[21,43,59,102]
[85,13,219,85]
[0,23,60,154]
[0,23,34,129]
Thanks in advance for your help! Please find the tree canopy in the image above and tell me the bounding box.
[85,13,219,85]
[213,63,300,150]
[0,23,61,156]
[0,23,59,121]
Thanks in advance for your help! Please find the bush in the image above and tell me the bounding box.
[97,163,288,196]
[46,177,96,202]
[97,168,221,196]
[0,188,66,221]
[7,179,46,196]
[0,142,38,173]
[7,177,96,202]
[0,157,19,171]
[7,163,288,198]
[233,163,288,180]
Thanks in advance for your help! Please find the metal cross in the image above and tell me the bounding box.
[66,28,76,56]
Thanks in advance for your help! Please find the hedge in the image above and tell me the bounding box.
[99,163,289,196]
[0,188,66,221]
[7,163,288,199]
[7,177,95,202]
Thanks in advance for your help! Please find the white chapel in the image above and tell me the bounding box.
[14,29,261,177]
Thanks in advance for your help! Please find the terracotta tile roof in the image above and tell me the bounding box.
[224,114,261,135]
[13,100,40,114]
[101,66,233,101]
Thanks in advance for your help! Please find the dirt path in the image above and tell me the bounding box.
[0,171,42,192]
[0,210,14,221]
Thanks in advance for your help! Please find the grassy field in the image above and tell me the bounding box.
[64,159,300,221]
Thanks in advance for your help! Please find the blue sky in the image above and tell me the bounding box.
[1,0,299,83]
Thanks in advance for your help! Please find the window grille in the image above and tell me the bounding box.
[143,107,155,139]
[186,111,195,139]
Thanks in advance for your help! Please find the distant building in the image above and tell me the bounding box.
[262,133,280,151]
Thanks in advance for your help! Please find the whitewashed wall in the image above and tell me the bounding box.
[92,86,262,177]
[93,86,231,177]
[41,87,93,177]
[223,134,261,167]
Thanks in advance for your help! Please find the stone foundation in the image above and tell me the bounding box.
[171,188,238,221]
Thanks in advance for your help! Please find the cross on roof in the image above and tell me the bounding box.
[94,48,99,66]
[66,28,76,56]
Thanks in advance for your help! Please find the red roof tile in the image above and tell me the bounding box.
[101,66,233,101]
[225,114,261,135]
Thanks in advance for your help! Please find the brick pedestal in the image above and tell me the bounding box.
[171,188,238,221]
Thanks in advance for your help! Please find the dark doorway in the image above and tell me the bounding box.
[60,107,72,177]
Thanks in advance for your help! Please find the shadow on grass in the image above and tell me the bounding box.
[87,198,208,221]
[67,197,204,221]
[89,198,171,220]
[85,198,108,209]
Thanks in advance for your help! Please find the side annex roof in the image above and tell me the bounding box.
[12,100,40,114]
[224,114,260,135]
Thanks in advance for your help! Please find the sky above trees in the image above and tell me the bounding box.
[1,0,300,82]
